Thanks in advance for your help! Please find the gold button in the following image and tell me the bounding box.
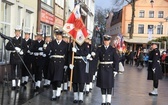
[102,66,104,68]
[59,61,61,63]
[108,55,110,56]
[103,54,105,56]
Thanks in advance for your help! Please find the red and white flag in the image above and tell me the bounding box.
[63,4,88,45]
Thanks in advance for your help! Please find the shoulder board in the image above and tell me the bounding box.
[98,45,102,47]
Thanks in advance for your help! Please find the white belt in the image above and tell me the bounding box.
[50,55,64,58]
[99,61,113,64]
[148,60,160,63]
[74,56,83,59]
[11,51,16,53]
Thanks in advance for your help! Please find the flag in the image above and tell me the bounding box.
[63,4,88,45]
[114,33,126,53]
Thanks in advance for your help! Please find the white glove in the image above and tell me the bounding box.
[152,68,156,73]
[42,54,46,57]
[30,52,33,55]
[86,54,91,59]
[89,57,93,61]
[43,44,47,48]
[34,52,39,56]
[72,47,77,53]
[15,47,21,52]
[69,64,74,70]
[64,66,68,70]
[19,50,24,55]
[38,47,43,51]
[91,52,96,56]
[39,52,43,56]
[27,50,31,53]
[114,71,118,77]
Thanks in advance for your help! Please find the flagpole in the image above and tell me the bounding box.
[69,40,75,91]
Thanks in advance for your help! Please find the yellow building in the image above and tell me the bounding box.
[122,0,168,50]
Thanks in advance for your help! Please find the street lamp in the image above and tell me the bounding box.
[150,0,154,8]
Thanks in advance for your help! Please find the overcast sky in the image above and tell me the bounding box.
[95,0,112,8]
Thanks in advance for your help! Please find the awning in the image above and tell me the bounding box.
[123,37,149,44]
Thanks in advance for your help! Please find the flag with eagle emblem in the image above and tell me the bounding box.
[63,4,88,45]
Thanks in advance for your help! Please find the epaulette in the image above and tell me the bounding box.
[98,45,102,47]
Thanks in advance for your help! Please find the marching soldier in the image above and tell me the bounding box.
[21,30,33,88]
[96,35,119,105]
[69,41,89,103]
[148,42,163,96]
[5,26,27,90]
[43,35,51,88]
[29,32,45,92]
[45,29,68,100]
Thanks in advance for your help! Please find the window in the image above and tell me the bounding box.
[40,23,51,36]
[148,25,154,34]
[157,25,163,34]
[128,24,131,33]
[25,10,32,32]
[41,0,53,7]
[138,24,144,34]
[158,11,164,18]
[139,10,145,18]
[0,2,11,64]
[149,11,154,18]
[17,6,22,26]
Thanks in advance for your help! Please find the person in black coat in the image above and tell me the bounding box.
[69,41,89,103]
[147,43,163,96]
[45,29,68,100]
[5,26,27,90]
[21,31,33,88]
[96,35,119,105]
[29,32,45,92]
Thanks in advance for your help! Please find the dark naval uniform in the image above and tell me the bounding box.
[72,42,89,103]
[96,45,119,88]
[29,39,45,91]
[148,47,163,96]
[21,38,33,86]
[147,48,162,80]
[5,36,27,89]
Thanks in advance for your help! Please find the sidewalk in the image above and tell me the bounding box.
[0,65,168,105]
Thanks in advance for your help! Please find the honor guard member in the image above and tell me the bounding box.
[148,42,163,96]
[69,41,89,104]
[84,37,93,95]
[45,29,68,100]
[43,35,51,88]
[29,32,45,92]
[62,34,71,91]
[21,30,33,88]
[96,35,119,105]
[5,26,27,90]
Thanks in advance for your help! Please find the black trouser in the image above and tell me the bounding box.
[130,59,134,65]
[34,62,43,82]
[153,80,159,88]
[11,63,22,80]
[22,60,31,76]
[101,88,112,94]
[52,81,61,90]
[73,83,85,92]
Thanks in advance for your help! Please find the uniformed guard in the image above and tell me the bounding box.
[29,32,45,92]
[96,35,119,105]
[21,30,33,89]
[148,42,163,96]
[5,26,27,90]
[69,41,89,103]
[43,35,51,88]
[45,29,68,100]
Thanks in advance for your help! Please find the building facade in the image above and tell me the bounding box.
[106,0,168,51]
[0,0,38,64]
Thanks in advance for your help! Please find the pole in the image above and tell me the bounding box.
[69,41,75,91]
[129,0,135,39]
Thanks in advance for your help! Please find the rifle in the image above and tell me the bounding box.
[31,26,34,40]
[20,19,24,49]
